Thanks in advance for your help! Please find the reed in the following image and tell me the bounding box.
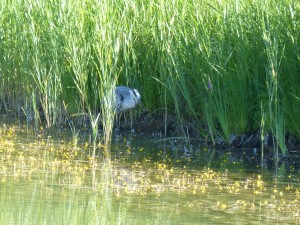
[262,9,288,157]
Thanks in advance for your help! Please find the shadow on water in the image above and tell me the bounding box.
[111,129,298,175]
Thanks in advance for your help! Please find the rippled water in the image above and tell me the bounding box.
[0,124,299,224]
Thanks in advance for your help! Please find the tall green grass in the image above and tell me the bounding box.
[0,0,299,156]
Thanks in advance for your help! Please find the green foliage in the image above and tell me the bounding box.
[0,0,299,153]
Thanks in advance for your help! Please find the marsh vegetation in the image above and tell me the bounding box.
[1,0,300,152]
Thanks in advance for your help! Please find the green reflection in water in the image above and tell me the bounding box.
[1,177,300,225]
[0,125,300,224]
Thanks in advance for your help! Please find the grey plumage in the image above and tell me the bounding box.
[115,86,144,112]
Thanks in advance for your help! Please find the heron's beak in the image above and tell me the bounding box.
[137,100,147,112]
[138,101,149,119]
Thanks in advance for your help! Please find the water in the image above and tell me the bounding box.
[0,124,300,224]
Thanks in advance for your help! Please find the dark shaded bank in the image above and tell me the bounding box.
[120,116,300,172]
[129,116,300,152]
[2,106,300,172]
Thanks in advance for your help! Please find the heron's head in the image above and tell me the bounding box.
[132,88,147,111]
[132,89,141,103]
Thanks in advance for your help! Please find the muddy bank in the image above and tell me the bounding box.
[3,107,300,163]
[9,104,300,155]
[124,118,300,152]
[120,117,300,169]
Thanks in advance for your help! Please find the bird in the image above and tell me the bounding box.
[115,86,146,112]
[114,86,148,130]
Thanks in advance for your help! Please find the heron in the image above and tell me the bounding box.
[114,86,148,129]
[115,86,146,112]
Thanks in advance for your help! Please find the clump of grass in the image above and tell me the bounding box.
[263,26,287,168]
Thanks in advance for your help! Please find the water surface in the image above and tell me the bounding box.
[0,124,299,224]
